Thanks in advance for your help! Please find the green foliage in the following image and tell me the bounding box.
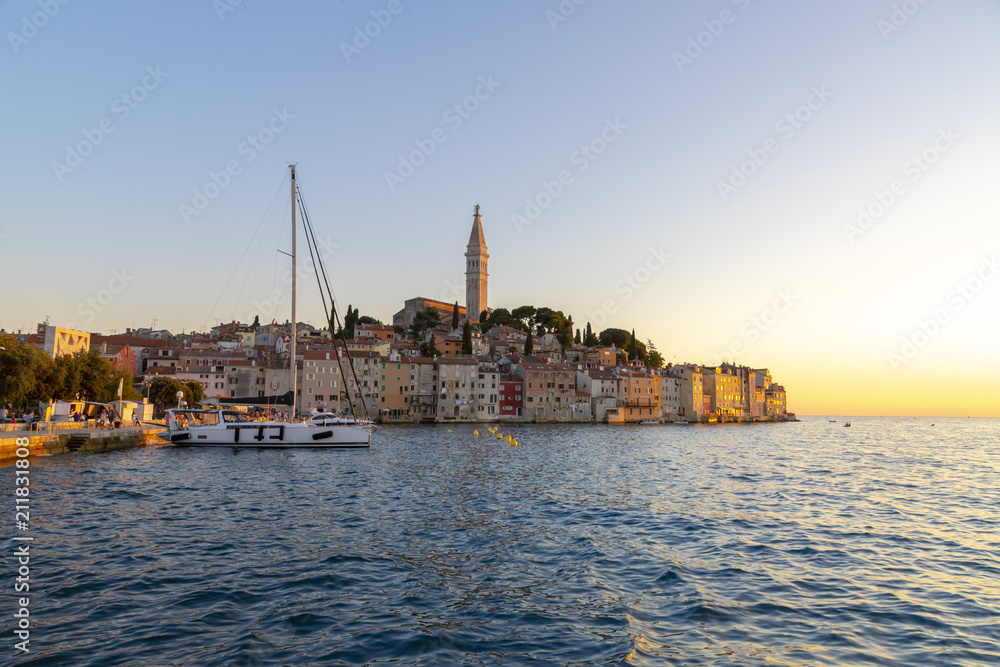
[421,336,440,357]
[342,305,359,339]
[574,329,581,345]
[628,329,638,360]
[452,302,460,329]
[393,324,405,336]
[412,307,442,338]
[461,320,473,355]
[598,328,631,347]
[481,307,516,334]
[0,336,131,406]
[645,339,664,368]
[185,380,206,404]
[584,322,598,346]
[524,329,534,356]
[251,315,260,329]
[357,315,381,326]
[511,305,536,330]
[148,376,187,411]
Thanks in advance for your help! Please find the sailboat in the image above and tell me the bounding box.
[159,165,375,448]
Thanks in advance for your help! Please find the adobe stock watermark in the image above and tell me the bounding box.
[716,85,833,202]
[439,274,465,307]
[511,117,627,234]
[213,0,244,21]
[888,254,998,370]
[673,0,753,73]
[586,245,671,328]
[51,66,168,183]
[65,267,135,329]
[878,0,933,40]
[843,127,958,243]
[545,0,588,31]
[340,0,408,62]
[8,0,71,54]
[179,107,295,223]
[714,288,798,363]
[384,75,501,192]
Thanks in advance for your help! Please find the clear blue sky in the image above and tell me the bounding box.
[2,0,999,415]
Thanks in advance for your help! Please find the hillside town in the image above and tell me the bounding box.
[1,207,791,424]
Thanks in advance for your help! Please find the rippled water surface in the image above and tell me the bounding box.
[3,417,999,666]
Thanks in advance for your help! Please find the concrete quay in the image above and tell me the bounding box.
[0,426,166,462]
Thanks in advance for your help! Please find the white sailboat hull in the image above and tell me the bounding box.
[159,414,372,448]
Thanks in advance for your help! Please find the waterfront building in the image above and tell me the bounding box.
[498,375,524,418]
[409,357,439,421]
[514,361,579,422]
[474,359,500,420]
[301,349,344,413]
[437,356,479,420]
[380,357,412,420]
[466,204,488,321]
[576,368,620,422]
[617,368,660,422]
[766,383,788,418]
[659,371,682,421]
[676,364,706,422]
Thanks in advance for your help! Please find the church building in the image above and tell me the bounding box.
[466,204,488,322]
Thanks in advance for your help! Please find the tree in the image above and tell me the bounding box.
[148,376,188,411]
[343,305,359,339]
[511,305,536,331]
[251,315,260,329]
[357,315,381,326]
[412,307,442,338]
[184,380,206,405]
[393,324,405,337]
[584,322,598,347]
[645,339,664,368]
[524,329,534,356]
[421,336,440,357]
[452,302,460,329]
[598,328,631,348]
[479,309,488,324]
[461,320,473,355]
[574,329,581,345]
[628,329,638,360]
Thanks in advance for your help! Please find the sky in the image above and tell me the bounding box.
[2,0,998,417]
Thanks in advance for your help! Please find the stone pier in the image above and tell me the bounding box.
[0,427,166,462]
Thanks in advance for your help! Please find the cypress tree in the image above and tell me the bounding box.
[461,320,473,354]
[524,329,534,356]
[452,302,460,329]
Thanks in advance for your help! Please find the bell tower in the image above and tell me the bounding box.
[465,204,488,322]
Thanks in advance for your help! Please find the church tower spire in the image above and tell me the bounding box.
[466,204,488,322]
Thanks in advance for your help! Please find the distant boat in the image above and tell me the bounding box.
[673,420,690,425]
[639,420,659,425]
[828,420,837,423]
[844,422,851,427]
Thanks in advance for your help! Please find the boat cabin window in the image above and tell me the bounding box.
[174,410,220,427]
[222,411,254,423]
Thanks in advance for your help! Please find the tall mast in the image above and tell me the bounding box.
[290,164,298,419]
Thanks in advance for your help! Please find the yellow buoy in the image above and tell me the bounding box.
[497,434,502,439]
[473,430,479,436]
[447,429,452,433]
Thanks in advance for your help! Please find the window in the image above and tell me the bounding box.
[308,388,313,395]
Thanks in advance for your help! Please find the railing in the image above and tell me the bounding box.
[0,420,166,435]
